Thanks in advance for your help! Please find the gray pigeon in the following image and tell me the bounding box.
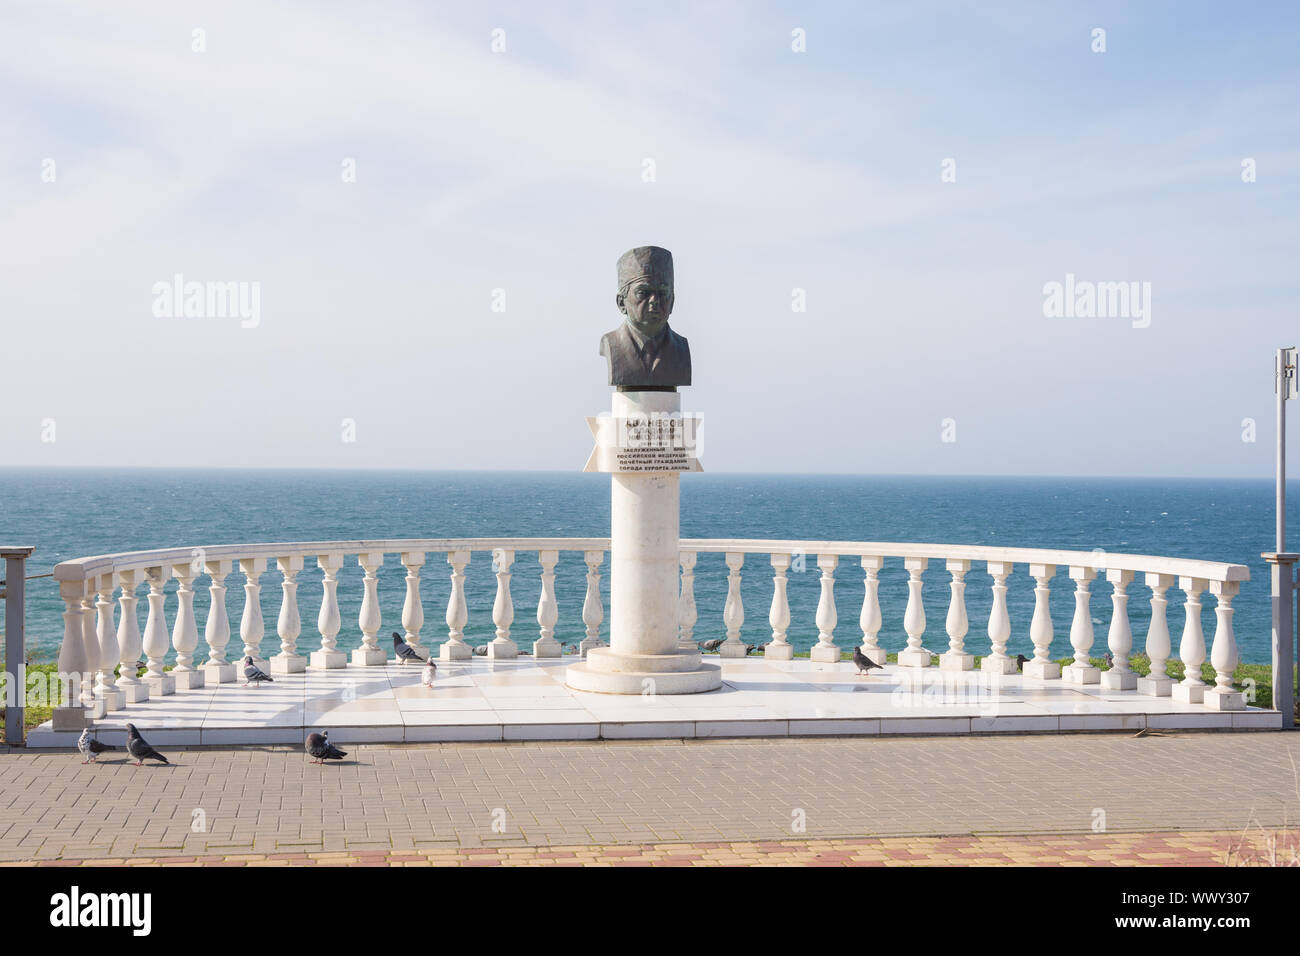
[77,728,115,764]
[305,731,346,764]
[1016,654,1029,672]
[392,632,424,664]
[472,644,489,657]
[125,723,168,766]
[744,644,761,656]
[243,655,273,686]
[699,639,724,652]
[1103,651,1114,667]
[852,646,883,676]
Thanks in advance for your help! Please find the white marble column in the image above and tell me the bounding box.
[765,552,793,660]
[487,548,518,659]
[353,551,386,666]
[1101,568,1137,690]
[810,554,840,663]
[719,552,748,658]
[859,556,885,665]
[1172,576,1208,704]
[678,550,698,651]
[1136,573,1174,697]
[400,551,429,661]
[94,573,124,711]
[142,565,174,696]
[52,579,89,731]
[272,555,306,673]
[1205,580,1245,711]
[1063,566,1099,684]
[115,570,149,703]
[1023,563,1061,680]
[440,550,472,661]
[579,550,605,655]
[170,564,206,690]
[203,559,237,683]
[980,561,1016,675]
[940,559,973,671]
[311,553,347,668]
[897,557,931,668]
[80,590,103,716]
[534,549,561,658]
[238,557,268,669]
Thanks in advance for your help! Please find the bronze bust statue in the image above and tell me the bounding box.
[600,246,691,388]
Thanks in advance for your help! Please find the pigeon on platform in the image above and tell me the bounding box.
[77,728,115,764]
[243,656,273,687]
[699,639,724,652]
[852,646,883,676]
[392,632,424,664]
[125,723,169,767]
[472,644,489,656]
[744,644,759,655]
[1016,654,1029,672]
[305,731,347,764]
[422,658,437,688]
[1103,651,1114,667]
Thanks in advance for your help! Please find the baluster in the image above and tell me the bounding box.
[1063,566,1099,684]
[488,548,517,658]
[980,561,1016,674]
[858,556,885,665]
[399,551,428,661]
[353,551,386,665]
[311,553,346,668]
[142,565,174,695]
[80,589,103,715]
[580,550,605,655]
[765,553,793,660]
[720,552,747,658]
[898,556,931,667]
[1172,576,1208,703]
[1136,573,1174,696]
[808,553,840,662]
[95,573,123,711]
[1101,568,1136,690]
[171,564,206,689]
[1205,580,1244,711]
[1023,563,1060,679]
[534,549,561,658]
[441,550,472,661]
[678,550,698,650]
[115,570,149,702]
[52,580,89,730]
[202,559,236,683]
[940,559,973,671]
[272,555,305,673]
[238,557,268,670]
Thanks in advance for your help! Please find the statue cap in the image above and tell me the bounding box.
[617,246,673,292]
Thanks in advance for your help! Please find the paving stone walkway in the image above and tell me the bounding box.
[2,731,1298,863]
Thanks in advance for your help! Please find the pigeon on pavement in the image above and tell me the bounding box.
[852,646,883,676]
[472,644,489,656]
[243,656,273,687]
[699,639,724,652]
[305,731,347,764]
[125,723,169,766]
[392,632,424,664]
[1016,654,1029,672]
[422,658,437,688]
[77,728,115,764]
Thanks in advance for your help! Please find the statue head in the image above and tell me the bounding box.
[615,246,674,340]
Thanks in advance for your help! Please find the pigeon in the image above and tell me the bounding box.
[699,639,724,652]
[422,658,437,688]
[77,728,115,764]
[243,656,273,686]
[392,632,424,664]
[744,644,759,656]
[305,731,347,764]
[852,646,883,676]
[472,644,489,656]
[125,723,168,766]
[1103,651,1114,667]
[1016,654,1029,672]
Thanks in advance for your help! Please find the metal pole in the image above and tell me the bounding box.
[3,554,26,746]
[1280,349,1288,554]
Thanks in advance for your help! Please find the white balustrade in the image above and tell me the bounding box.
[1136,573,1174,697]
[142,565,174,695]
[1101,568,1136,691]
[859,556,885,665]
[272,555,305,673]
[766,552,793,660]
[1023,563,1060,679]
[238,557,267,668]
[203,559,236,683]
[535,549,561,658]
[354,551,386,666]
[400,551,428,661]
[898,556,930,667]
[94,573,123,711]
[580,550,605,655]
[171,564,205,690]
[1064,566,1099,684]
[981,561,1015,675]
[1206,580,1244,711]
[810,553,839,663]
[720,551,747,658]
[678,550,698,650]
[115,570,148,703]
[488,548,517,659]
[940,558,972,671]
[1172,576,1208,704]
[312,553,346,668]
[442,550,472,661]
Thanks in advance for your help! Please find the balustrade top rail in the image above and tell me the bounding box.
[52,537,1249,583]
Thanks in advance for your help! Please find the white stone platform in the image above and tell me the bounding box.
[26,657,1283,748]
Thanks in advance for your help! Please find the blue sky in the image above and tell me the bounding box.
[1,0,1297,476]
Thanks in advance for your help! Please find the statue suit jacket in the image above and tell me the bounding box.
[599,323,692,388]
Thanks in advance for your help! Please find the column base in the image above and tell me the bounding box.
[940,652,974,672]
[807,644,839,663]
[980,655,1018,675]
[1101,668,1137,691]
[764,642,794,660]
[173,669,206,690]
[52,707,88,732]
[98,689,125,712]
[351,647,386,666]
[145,675,175,696]
[486,640,518,660]
[270,655,306,674]
[1063,664,1100,685]
[533,639,562,659]
[84,698,107,719]
[204,662,238,683]
[897,647,932,668]
[1023,659,1061,680]
[862,646,887,665]
[719,642,748,659]
[566,647,722,695]
[1136,675,1173,697]
[119,680,150,704]
[1172,681,1205,704]
[1204,688,1246,711]
[439,641,471,662]
[578,638,606,656]
[309,650,347,669]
